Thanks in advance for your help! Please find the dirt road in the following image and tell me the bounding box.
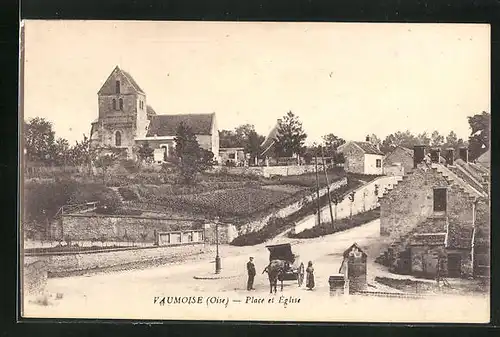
[22,219,489,323]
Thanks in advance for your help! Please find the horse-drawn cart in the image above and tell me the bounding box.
[266,243,305,287]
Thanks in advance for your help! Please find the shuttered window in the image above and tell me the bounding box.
[433,188,447,212]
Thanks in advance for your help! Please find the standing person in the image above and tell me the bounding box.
[306,261,315,290]
[247,257,256,291]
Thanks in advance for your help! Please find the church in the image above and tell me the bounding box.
[90,66,220,163]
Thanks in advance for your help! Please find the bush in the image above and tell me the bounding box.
[118,187,139,201]
[93,189,123,214]
[288,207,380,239]
[231,216,290,246]
[120,159,141,174]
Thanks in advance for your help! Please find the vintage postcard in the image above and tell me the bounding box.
[20,20,491,323]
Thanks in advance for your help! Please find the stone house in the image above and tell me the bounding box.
[337,136,384,175]
[90,66,219,163]
[379,145,490,279]
[383,145,446,176]
[219,147,247,166]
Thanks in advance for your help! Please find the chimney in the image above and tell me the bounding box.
[366,135,370,142]
[430,148,441,163]
[459,147,469,163]
[445,148,455,166]
[413,145,426,168]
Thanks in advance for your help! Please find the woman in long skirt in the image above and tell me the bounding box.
[306,261,315,290]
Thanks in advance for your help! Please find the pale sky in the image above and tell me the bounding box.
[22,21,490,146]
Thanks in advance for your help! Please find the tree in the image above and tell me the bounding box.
[416,132,431,147]
[245,130,265,164]
[348,191,356,220]
[330,189,343,222]
[24,117,56,164]
[431,130,445,147]
[380,130,418,154]
[219,130,240,148]
[468,111,490,161]
[137,142,154,163]
[322,133,345,157]
[53,137,70,166]
[368,134,382,149]
[174,122,215,184]
[94,153,118,185]
[274,111,307,157]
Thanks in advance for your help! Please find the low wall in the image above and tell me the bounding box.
[238,177,348,235]
[27,244,208,276]
[59,214,202,243]
[23,257,49,296]
[294,176,402,234]
[203,223,239,244]
[211,164,326,178]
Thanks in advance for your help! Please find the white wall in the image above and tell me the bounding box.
[293,175,402,234]
[364,154,384,175]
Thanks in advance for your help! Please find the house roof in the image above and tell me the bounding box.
[146,113,214,137]
[260,123,280,156]
[345,141,384,155]
[432,164,486,199]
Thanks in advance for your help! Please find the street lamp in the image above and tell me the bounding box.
[215,216,221,274]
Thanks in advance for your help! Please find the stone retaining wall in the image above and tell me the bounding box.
[211,164,325,178]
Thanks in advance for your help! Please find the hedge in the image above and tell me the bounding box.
[288,207,380,239]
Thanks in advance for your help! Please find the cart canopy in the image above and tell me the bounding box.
[266,243,295,262]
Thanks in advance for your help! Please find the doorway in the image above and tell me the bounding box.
[447,253,462,278]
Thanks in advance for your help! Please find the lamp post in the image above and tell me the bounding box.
[215,217,222,274]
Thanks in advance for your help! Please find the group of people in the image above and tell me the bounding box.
[246,257,315,291]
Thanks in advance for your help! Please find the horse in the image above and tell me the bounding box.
[262,260,286,294]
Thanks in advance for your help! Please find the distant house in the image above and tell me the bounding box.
[337,136,384,175]
[260,122,301,166]
[90,66,219,163]
[383,145,446,177]
[219,147,246,166]
[379,145,490,280]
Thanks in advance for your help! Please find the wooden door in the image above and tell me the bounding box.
[447,254,461,278]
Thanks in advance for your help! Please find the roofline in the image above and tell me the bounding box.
[97,66,145,95]
[135,136,176,141]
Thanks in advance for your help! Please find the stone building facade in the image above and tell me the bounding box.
[90,66,219,162]
[379,146,490,279]
[338,137,384,175]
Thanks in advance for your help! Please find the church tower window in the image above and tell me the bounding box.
[112,99,116,110]
[119,98,123,110]
[116,80,120,94]
[115,131,122,146]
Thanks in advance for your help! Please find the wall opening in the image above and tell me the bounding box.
[115,131,122,147]
[116,80,120,94]
[433,188,447,213]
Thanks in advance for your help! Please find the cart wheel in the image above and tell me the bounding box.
[298,263,305,287]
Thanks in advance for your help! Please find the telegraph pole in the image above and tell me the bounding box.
[321,145,335,225]
[314,151,321,226]
[215,216,221,274]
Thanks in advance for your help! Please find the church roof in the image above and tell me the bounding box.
[260,123,280,156]
[146,113,214,137]
[98,66,145,95]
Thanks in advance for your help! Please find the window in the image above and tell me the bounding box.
[433,188,447,212]
[119,98,123,110]
[112,99,116,110]
[229,153,236,159]
[376,159,382,168]
[115,80,120,94]
[115,131,122,146]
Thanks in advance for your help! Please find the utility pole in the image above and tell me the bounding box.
[314,151,321,226]
[215,217,221,274]
[321,145,335,226]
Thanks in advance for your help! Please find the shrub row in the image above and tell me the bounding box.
[288,207,380,239]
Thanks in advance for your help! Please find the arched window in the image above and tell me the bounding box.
[115,80,120,94]
[115,131,122,146]
[119,98,123,110]
[112,99,116,110]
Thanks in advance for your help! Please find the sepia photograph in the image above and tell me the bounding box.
[19,20,491,322]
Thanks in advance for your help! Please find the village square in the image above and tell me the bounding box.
[21,22,490,322]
